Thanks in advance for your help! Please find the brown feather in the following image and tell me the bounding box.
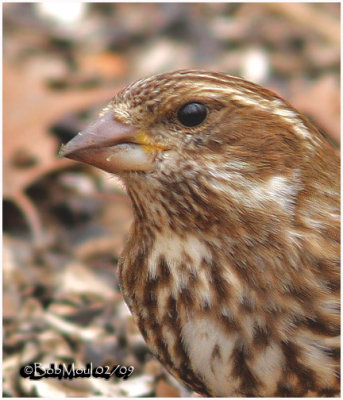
[64,70,340,396]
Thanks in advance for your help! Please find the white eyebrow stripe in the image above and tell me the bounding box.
[119,71,321,146]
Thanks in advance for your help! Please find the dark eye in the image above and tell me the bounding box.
[177,102,207,127]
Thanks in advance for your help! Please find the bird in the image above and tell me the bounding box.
[60,70,340,397]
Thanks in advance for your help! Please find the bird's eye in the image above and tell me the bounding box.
[177,102,207,127]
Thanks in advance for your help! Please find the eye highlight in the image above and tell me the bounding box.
[177,102,208,127]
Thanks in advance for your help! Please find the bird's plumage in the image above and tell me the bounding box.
[61,70,340,397]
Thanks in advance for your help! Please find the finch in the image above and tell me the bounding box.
[60,70,340,397]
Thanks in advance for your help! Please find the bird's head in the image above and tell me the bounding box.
[60,70,332,230]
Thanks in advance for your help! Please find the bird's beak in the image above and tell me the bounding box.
[59,112,158,173]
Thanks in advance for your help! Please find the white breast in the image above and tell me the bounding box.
[181,315,240,396]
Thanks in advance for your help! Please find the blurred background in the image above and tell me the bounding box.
[3,2,340,397]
